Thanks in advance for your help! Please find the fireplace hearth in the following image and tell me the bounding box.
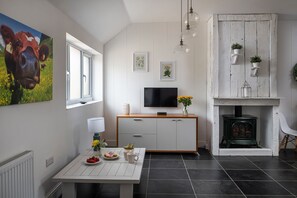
[221,106,258,148]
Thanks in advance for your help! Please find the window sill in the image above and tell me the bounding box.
[66,100,101,110]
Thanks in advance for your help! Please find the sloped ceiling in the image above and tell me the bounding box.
[48,0,297,44]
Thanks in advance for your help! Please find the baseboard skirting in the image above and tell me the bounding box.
[106,139,207,150]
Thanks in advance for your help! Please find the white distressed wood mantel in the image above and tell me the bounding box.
[213,97,280,106]
[207,14,279,156]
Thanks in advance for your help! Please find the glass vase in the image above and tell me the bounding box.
[182,106,188,115]
[93,147,101,157]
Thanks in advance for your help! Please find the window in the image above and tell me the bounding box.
[66,43,93,105]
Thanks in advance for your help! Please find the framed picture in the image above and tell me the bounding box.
[0,13,53,106]
[133,52,148,72]
[160,61,176,81]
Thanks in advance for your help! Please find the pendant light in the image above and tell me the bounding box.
[184,0,199,29]
[174,0,190,54]
[183,0,199,38]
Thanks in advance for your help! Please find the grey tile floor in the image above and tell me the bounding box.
[76,149,297,198]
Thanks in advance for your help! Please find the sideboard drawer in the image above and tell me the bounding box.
[118,118,156,134]
[118,133,156,150]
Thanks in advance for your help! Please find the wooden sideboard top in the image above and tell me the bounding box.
[117,114,198,119]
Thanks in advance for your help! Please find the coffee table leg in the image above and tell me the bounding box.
[120,184,133,198]
[63,183,77,198]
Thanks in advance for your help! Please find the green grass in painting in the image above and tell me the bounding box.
[0,55,53,106]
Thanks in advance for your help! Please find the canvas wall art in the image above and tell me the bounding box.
[0,13,53,106]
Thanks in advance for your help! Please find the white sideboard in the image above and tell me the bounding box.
[117,114,198,152]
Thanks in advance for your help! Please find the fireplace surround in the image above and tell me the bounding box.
[207,14,279,156]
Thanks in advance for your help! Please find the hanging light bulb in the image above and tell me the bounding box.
[174,0,190,54]
[183,0,199,30]
[174,37,190,53]
[183,0,199,38]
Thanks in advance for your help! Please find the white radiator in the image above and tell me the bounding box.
[0,151,34,198]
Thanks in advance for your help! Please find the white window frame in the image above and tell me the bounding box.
[66,42,93,105]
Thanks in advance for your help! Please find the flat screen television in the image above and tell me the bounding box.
[144,87,178,107]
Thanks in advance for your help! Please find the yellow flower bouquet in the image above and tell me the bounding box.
[92,139,107,151]
[177,96,193,115]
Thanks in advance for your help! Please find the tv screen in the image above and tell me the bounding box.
[144,87,178,107]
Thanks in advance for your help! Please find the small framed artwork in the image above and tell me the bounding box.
[133,52,148,72]
[160,61,176,81]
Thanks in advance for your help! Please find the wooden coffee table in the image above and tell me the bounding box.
[52,148,146,198]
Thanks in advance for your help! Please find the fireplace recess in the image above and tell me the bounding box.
[221,106,258,148]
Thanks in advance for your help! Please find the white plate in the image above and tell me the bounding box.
[103,153,119,160]
[84,159,102,165]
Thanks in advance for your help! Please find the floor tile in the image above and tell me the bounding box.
[145,152,151,159]
[150,153,182,160]
[77,183,99,198]
[246,156,281,162]
[134,179,147,194]
[141,168,149,179]
[143,159,150,168]
[252,160,294,169]
[214,156,247,161]
[150,160,185,169]
[96,183,119,194]
[219,160,259,170]
[235,181,290,196]
[182,153,204,160]
[264,169,297,180]
[286,161,297,169]
[185,160,221,169]
[279,150,297,161]
[149,169,188,179]
[148,194,196,198]
[226,170,272,181]
[188,169,230,180]
[247,196,295,198]
[279,181,297,195]
[148,179,194,194]
[196,195,245,198]
[191,180,242,195]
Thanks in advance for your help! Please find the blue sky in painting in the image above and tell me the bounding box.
[0,13,42,48]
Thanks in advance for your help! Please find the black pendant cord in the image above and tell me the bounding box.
[180,0,183,41]
[186,0,190,30]
[190,0,193,13]
[179,0,184,45]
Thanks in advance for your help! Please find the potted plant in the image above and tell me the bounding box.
[250,55,262,67]
[231,43,242,54]
[250,55,261,77]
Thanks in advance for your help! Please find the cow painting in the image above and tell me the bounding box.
[0,13,53,106]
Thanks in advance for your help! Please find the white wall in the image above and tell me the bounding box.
[104,16,297,151]
[104,22,207,147]
[278,18,297,130]
[0,0,103,197]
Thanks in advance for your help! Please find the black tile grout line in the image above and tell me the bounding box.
[244,156,297,197]
[182,153,198,198]
[211,155,248,198]
[144,152,151,198]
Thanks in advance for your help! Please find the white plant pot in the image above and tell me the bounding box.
[251,66,259,77]
[231,54,239,65]
[252,62,260,68]
[233,49,240,55]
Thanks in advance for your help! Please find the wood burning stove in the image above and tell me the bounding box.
[221,106,258,148]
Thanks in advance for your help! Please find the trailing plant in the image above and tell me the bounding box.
[231,43,243,50]
[250,55,262,63]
